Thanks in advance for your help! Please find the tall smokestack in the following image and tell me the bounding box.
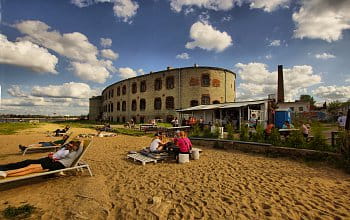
[277,65,284,103]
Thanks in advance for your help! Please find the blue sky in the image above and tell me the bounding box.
[0,0,349,115]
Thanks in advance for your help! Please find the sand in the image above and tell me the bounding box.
[0,124,350,219]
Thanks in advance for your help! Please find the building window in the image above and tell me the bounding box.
[140,99,146,111]
[213,100,220,104]
[166,76,174,89]
[140,116,145,123]
[201,74,210,87]
[117,102,120,111]
[290,107,294,111]
[117,86,120,96]
[111,89,114,97]
[154,97,162,110]
[122,117,126,123]
[154,78,162,91]
[117,117,120,123]
[132,82,137,94]
[299,107,304,112]
[107,104,110,112]
[122,101,126,111]
[140,80,146,92]
[166,96,174,109]
[131,100,137,111]
[122,85,126,95]
[190,100,199,107]
[201,95,210,105]
[110,103,114,112]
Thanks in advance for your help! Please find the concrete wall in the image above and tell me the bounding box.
[278,101,310,113]
[89,96,102,121]
[90,66,236,123]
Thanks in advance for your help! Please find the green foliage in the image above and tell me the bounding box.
[327,101,342,116]
[2,204,35,219]
[157,123,172,128]
[307,125,329,151]
[190,124,201,137]
[225,123,234,140]
[53,120,100,128]
[213,127,220,139]
[299,94,316,107]
[113,128,145,136]
[202,127,213,138]
[285,130,306,148]
[251,124,265,143]
[0,122,38,135]
[267,128,282,146]
[239,125,249,141]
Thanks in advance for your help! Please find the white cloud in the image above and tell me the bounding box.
[100,37,112,47]
[137,69,145,75]
[176,52,190,59]
[7,85,27,97]
[221,16,232,22]
[186,21,232,52]
[315,52,336,60]
[31,82,95,99]
[268,39,281,47]
[345,78,350,83]
[1,97,47,106]
[249,0,290,12]
[14,20,116,83]
[184,7,195,15]
[70,0,94,8]
[312,86,350,101]
[118,67,137,79]
[235,62,321,101]
[113,0,139,23]
[71,62,110,83]
[101,49,119,60]
[265,54,272,59]
[293,0,350,42]
[0,34,58,73]
[170,0,289,13]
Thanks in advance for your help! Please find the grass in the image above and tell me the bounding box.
[2,204,36,219]
[113,128,150,136]
[52,120,101,129]
[0,122,38,135]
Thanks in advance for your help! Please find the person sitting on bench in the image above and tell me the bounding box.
[19,135,69,151]
[0,141,81,179]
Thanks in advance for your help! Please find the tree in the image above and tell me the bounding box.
[327,101,342,115]
[299,95,316,108]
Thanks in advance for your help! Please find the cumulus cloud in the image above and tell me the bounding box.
[170,0,289,13]
[0,34,58,73]
[118,67,137,79]
[7,85,27,97]
[100,37,112,47]
[31,82,95,99]
[235,62,321,101]
[293,0,350,42]
[186,21,232,52]
[176,52,190,59]
[1,97,46,106]
[312,86,350,101]
[268,39,281,47]
[137,69,145,75]
[315,52,336,60]
[101,49,119,60]
[14,20,116,83]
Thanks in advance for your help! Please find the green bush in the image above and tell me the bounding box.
[190,124,201,137]
[225,123,234,140]
[285,130,306,148]
[202,127,213,138]
[267,128,281,146]
[307,125,329,151]
[251,124,265,143]
[239,125,249,141]
[2,204,35,219]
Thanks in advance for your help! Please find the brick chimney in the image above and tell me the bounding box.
[277,65,284,103]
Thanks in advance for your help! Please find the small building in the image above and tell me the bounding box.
[278,101,310,113]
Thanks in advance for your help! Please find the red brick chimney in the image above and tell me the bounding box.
[277,65,284,103]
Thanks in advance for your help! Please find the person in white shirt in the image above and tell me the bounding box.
[149,133,165,152]
[337,112,347,130]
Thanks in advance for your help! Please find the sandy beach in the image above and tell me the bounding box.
[0,124,350,219]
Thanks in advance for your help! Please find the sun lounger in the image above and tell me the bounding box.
[21,133,73,155]
[0,139,93,184]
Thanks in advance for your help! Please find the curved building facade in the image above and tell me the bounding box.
[89,66,236,123]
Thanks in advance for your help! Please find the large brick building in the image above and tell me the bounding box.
[89,66,236,123]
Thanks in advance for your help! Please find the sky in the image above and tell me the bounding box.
[0,0,350,115]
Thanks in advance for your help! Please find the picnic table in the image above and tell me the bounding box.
[139,124,159,132]
[164,126,191,136]
[279,128,299,138]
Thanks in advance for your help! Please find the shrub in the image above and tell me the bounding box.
[190,124,201,137]
[225,123,234,140]
[251,124,265,143]
[202,127,213,138]
[285,130,306,148]
[267,128,281,146]
[307,125,329,151]
[240,125,249,141]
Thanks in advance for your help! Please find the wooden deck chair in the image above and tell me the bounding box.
[0,139,93,185]
[22,132,74,155]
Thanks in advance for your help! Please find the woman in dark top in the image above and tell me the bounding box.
[19,135,69,151]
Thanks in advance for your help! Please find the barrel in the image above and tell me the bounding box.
[192,149,200,160]
[178,153,189,164]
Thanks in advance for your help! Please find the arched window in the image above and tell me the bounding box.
[154,78,162,91]
[166,76,174,89]
[213,100,220,104]
[166,96,174,109]
[111,89,114,97]
[122,117,126,123]
[122,85,126,95]
[201,74,210,87]
[132,82,137,94]
[140,99,146,111]
[131,100,137,111]
[117,117,120,123]
[117,102,120,111]
[201,95,210,105]
[154,97,162,110]
[122,101,126,111]
[140,80,146,92]
[110,103,114,112]
[117,86,120,96]
[107,104,110,112]
[190,100,199,107]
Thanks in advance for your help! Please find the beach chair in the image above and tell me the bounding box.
[0,139,93,185]
[21,132,73,155]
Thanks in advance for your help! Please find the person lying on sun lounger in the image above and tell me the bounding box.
[0,141,82,179]
[19,135,70,151]
[54,125,70,136]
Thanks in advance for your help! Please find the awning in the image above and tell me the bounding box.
[177,100,268,112]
